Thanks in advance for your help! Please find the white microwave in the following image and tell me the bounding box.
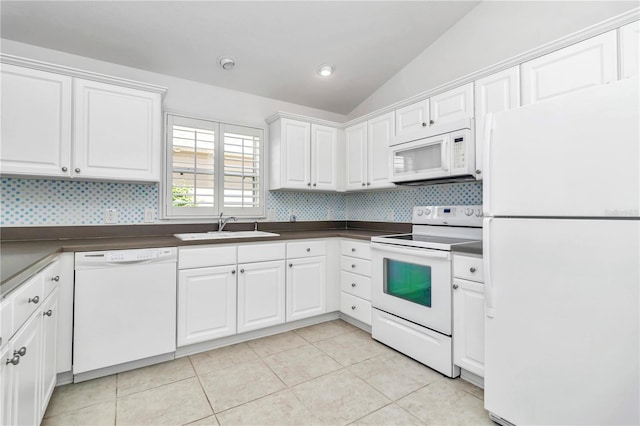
[389,119,475,185]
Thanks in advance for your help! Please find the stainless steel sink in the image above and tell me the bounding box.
[174,231,280,241]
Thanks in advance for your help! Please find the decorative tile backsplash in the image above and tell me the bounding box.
[0,177,482,226]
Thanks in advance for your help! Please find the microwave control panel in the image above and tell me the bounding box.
[452,135,466,169]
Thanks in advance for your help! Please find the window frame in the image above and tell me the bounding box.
[163,112,266,219]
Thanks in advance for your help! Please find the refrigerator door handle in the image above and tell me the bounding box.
[483,217,496,318]
[482,113,494,216]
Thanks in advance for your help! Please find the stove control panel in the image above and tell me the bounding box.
[412,205,483,226]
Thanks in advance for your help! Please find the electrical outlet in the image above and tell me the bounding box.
[144,208,155,223]
[327,208,334,220]
[105,208,118,224]
[386,210,394,221]
[267,209,276,221]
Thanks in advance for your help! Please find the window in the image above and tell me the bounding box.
[165,114,264,218]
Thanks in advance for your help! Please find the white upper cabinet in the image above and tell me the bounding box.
[367,112,395,190]
[0,65,72,177]
[344,122,368,191]
[430,83,474,126]
[521,31,617,105]
[73,79,161,181]
[395,99,429,137]
[269,117,338,191]
[620,21,640,79]
[474,66,520,179]
[311,124,339,190]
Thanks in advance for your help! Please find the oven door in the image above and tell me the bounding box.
[371,242,452,335]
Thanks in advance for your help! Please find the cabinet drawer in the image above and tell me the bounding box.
[341,240,371,260]
[179,245,236,269]
[340,292,371,325]
[453,254,484,282]
[0,298,13,347]
[287,240,326,259]
[41,258,61,299]
[340,256,371,277]
[340,271,371,301]
[11,272,44,332]
[238,243,286,263]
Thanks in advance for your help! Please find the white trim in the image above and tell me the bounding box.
[0,53,167,96]
[265,111,342,127]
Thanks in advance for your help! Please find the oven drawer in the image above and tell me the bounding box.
[453,254,484,282]
[340,257,371,276]
[341,240,371,260]
[287,240,326,259]
[372,308,458,378]
[340,271,371,300]
[340,292,371,325]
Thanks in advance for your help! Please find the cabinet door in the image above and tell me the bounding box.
[237,260,285,333]
[1,341,15,426]
[395,99,429,138]
[177,265,237,347]
[453,278,485,377]
[281,119,311,189]
[311,124,338,190]
[9,312,41,426]
[73,79,161,181]
[0,64,72,177]
[430,83,474,126]
[344,123,367,190]
[40,288,58,414]
[286,256,326,322]
[521,31,617,105]
[620,21,640,80]
[367,112,395,190]
[474,67,520,179]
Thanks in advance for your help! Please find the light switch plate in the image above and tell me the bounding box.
[105,208,118,224]
[144,208,155,223]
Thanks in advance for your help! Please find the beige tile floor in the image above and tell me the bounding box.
[43,320,493,426]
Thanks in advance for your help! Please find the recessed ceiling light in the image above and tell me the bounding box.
[317,64,334,77]
[219,57,235,70]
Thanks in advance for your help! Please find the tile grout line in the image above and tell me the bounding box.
[188,354,219,424]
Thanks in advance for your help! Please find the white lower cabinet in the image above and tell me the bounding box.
[286,256,326,322]
[237,260,286,333]
[339,239,372,325]
[177,265,237,347]
[39,288,59,414]
[453,254,485,378]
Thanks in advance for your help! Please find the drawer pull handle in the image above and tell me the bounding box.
[453,284,459,290]
[6,355,20,366]
[469,267,476,273]
[351,305,356,310]
[351,248,356,252]
[289,263,293,268]
[43,310,53,317]
[28,296,40,304]
[351,264,356,268]
[15,347,27,357]
[52,275,60,282]
[306,248,311,252]
[351,283,356,287]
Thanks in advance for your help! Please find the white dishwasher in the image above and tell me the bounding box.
[74,247,177,379]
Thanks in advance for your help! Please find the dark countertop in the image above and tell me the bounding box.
[1,223,407,298]
[451,241,483,255]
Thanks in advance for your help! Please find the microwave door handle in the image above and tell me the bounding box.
[441,137,449,172]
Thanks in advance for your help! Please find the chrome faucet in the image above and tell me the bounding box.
[218,212,237,232]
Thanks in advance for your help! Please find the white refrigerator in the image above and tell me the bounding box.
[483,77,639,425]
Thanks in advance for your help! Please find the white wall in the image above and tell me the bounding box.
[348,1,638,118]
[0,39,348,126]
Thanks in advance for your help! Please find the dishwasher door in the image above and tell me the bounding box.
[73,248,177,375]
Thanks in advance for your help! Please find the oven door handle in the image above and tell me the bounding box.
[371,243,450,260]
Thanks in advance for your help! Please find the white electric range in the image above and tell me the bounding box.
[370,205,482,377]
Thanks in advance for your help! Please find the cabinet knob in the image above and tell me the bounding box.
[5,355,20,366]
[429,119,435,125]
[307,182,311,186]
[289,263,293,268]
[475,169,482,174]
[313,183,317,187]
[306,248,311,252]
[15,347,27,357]
[61,167,68,172]
[351,283,356,287]
[469,267,476,273]
[366,182,371,185]
[240,268,245,273]
[422,122,427,127]
[75,168,81,173]
[351,264,356,268]
[231,270,236,274]
[351,248,356,252]
[43,309,53,317]
[453,284,459,290]
[351,305,356,310]
[52,275,60,282]
[361,183,366,186]
[28,296,39,304]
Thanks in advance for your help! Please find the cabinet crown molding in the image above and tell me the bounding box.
[265,111,342,127]
[0,54,168,96]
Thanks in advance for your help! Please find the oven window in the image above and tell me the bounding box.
[383,259,431,307]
